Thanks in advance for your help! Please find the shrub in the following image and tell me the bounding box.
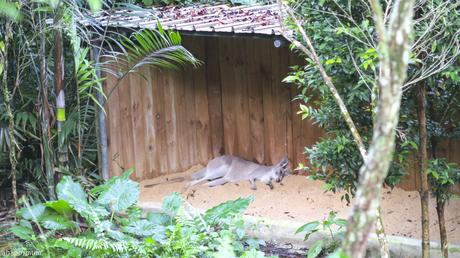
[6,170,267,257]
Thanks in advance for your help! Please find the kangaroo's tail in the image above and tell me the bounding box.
[144,177,185,188]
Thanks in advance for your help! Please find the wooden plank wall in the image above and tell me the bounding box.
[103,35,460,193]
[399,139,460,194]
[104,36,322,180]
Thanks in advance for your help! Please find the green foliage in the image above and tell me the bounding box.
[8,172,269,257]
[428,159,460,202]
[108,24,200,76]
[0,0,20,20]
[287,0,460,202]
[296,211,347,258]
[1,0,202,202]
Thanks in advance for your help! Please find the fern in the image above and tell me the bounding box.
[61,237,129,253]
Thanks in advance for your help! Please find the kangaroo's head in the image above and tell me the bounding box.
[274,156,289,183]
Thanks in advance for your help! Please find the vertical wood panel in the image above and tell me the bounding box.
[163,71,179,173]
[129,74,147,179]
[173,68,189,171]
[181,38,198,166]
[151,68,169,175]
[104,72,122,176]
[260,41,275,164]
[206,38,224,158]
[246,39,265,164]
[273,44,290,164]
[220,38,238,155]
[234,38,251,160]
[118,76,136,177]
[140,66,158,178]
[188,37,212,165]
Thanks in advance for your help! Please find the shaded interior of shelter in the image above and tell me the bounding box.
[104,35,322,179]
[103,35,460,193]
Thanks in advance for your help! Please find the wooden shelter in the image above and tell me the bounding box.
[101,4,323,180]
[99,4,460,193]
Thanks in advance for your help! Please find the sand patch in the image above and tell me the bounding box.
[139,168,460,244]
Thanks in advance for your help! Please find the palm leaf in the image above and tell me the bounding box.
[104,22,201,80]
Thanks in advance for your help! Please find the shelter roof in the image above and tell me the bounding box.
[91,4,285,38]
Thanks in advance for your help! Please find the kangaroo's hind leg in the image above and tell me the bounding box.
[182,176,210,196]
[206,178,228,187]
[249,179,257,190]
[188,176,211,188]
[191,168,207,180]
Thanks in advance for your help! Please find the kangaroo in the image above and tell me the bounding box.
[188,155,289,190]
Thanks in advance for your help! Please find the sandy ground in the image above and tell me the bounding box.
[139,166,460,244]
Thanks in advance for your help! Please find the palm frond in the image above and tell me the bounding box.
[104,22,201,79]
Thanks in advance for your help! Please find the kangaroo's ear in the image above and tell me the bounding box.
[279,156,289,168]
[282,155,289,164]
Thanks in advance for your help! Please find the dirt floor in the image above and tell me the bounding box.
[139,165,460,244]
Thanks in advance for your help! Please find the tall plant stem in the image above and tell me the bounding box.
[54,10,68,170]
[39,10,56,200]
[436,197,448,258]
[277,3,389,257]
[91,44,109,180]
[416,84,430,258]
[1,21,18,210]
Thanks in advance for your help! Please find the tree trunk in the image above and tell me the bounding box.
[54,17,68,171]
[376,207,389,258]
[91,45,109,180]
[416,84,430,258]
[436,197,448,258]
[341,0,416,257]
[1,21,18,210]
[39,17,56,200]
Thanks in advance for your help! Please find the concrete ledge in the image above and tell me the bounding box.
[139,201,460,258]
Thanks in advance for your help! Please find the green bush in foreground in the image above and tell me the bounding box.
[6,170,268,257]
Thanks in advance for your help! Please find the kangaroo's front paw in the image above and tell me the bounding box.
[267,182,274,190]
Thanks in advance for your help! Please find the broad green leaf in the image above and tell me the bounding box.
[45,199,74,216]
[295,221,320,235]
[56,176,91,217]
[18,203,45,220]
[10,225,35,240]
[308,240,324,258]
[40,214,77,230]
[204,196,253,225]
[19,219,32,229]
[0,0,20,20]
[96,177,139,212]
[91,168,134,195]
